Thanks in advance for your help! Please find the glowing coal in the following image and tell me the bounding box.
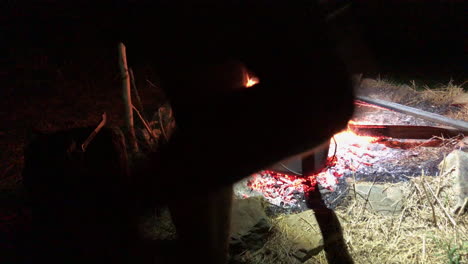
[245,120,440,209]
[240,100,456,210]
[247,145,352,208]
[247,171,306,206]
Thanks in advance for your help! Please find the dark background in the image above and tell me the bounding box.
[1,0,466,97]
[0,2,465,260]
[352,0,466,84]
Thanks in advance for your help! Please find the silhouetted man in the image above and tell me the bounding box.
[128,2,355,263]
[16,1,355,263]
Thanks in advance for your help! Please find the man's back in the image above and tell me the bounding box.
[116,1,355,201]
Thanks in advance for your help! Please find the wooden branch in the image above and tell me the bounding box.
[348,124,464,139]
[132,104,158,142]
[355,96,468,132]
[129,68,147,121]
[375,139,446,150]
[81,113,107,152]
[118,42,139,153]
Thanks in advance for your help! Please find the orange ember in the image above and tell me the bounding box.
[248,121,385,206]
[247,170,311,206]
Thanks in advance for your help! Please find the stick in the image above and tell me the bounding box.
[348,124,463,139]
[299,216,319,232]
[355,96,468,131]
[146,79,159,89]
[359,174,378,217]
[396,206,407,232]
[330,186,349,205]
[132,104,158,142]
[118,42,139,153]
[158,107,169,142]
[420,173,437,226]
[435,166,456,199]
[129,67,147,121]
[81,112,107,152]
[439,166,456,178]
[436,154,447,197]
[457,198,468,217]
[424,181,457,226]
[421,235,426,262]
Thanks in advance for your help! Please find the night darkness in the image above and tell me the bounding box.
[352,1,466,83]
[1,0,467,98]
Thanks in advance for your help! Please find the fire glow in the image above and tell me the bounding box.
[247,122,383,207]
[333,122,380,147]
[245,74,259,88]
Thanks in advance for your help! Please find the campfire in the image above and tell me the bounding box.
[245,121,381,209]
[241,97,466,210]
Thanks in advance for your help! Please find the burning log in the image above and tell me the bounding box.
[348,124,464,139]
[376,138,446,149]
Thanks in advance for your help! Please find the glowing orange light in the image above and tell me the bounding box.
[332,128,379,146]
[245,74,259,88]
[247,121,385,205]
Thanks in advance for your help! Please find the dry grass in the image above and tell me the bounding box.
[235,164,467,264]
[407,80,468,122]
[235,210,322,264]
[417,81,466,106]
[448,106,468,122]
[358,78,468,122]
[358,77,420,104]
[325,171,466,264]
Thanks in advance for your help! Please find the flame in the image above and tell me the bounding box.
[333,123,379,147]
[245,74,259,88]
